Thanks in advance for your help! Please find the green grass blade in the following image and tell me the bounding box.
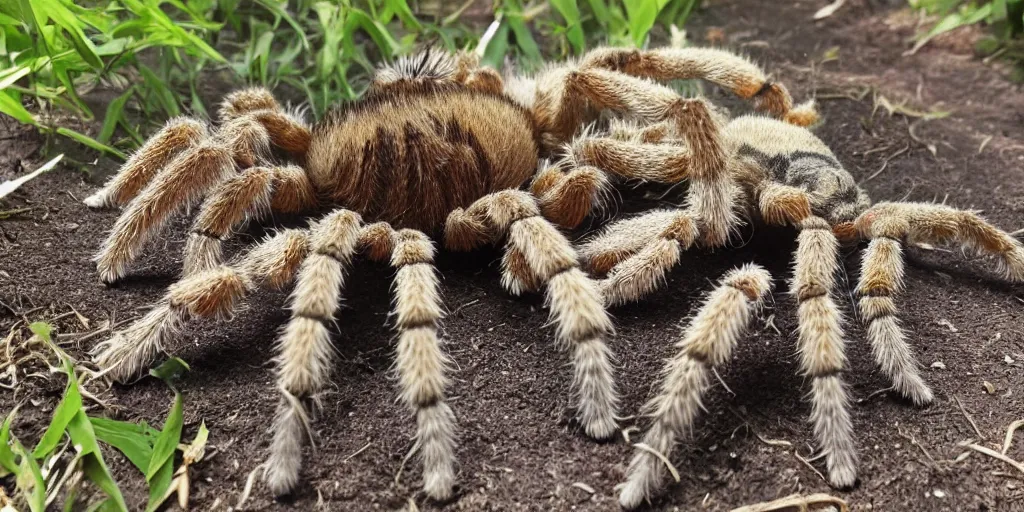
[0,90,39,126]
[385,0,423,31]
[90,417,158,473]
[253,0,310,52]
[0,65,31,90]
[149,357,190,383]
[40,0,103,69]
[623,0,670,47]
[31,346,82,458]
[145,392,182,480]
[14,438,46,512]
[481,21,510,69]
[143,457,174,512]
[55,127,127,159]
[0,405,18,475]
[508,15,543,65]
[551,0,585,53]
[98,87,134,144]
[68,411,128,512]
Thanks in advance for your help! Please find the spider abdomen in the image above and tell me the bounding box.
[306,89,539,232]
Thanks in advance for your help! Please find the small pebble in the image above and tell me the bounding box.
[931,361,946,370]
[933,489,946,498]
[983,381,996,394]
[1006,355,1016,364]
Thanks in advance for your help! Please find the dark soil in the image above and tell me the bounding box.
[3,0,1024,510]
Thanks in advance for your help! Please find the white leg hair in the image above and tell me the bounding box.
[618,264,772,509]
[92,228,310,381]
[856,238,932,405]
[265,210,362,496]
[84,117,208,209]
[596,210,699,306]
[183,165,315,276]
[792,216,857,488]
[454,190,619,439]
[388,228,456,500]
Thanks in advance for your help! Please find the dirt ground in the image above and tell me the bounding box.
[2,0,1024,510]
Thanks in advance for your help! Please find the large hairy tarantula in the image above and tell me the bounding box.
[84,44,1024,507]
[85,46,813,500]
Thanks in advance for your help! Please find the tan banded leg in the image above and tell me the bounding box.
[856,202,1024,282]
[460,190,619,439]
[84,117,208,209]
[184,165,316,276]
[530,164,611,229]
[266,210,362,496]
[92,229,310,381]
[556,76,736,246]
[598,211,699,306]
[793,216,857,488]
[580,46,818,126]
[856,237,932,404]
[618,264,772,509]
[368,225,457,500]
[852,202,1024,403]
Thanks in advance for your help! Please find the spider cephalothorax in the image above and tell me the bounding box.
[84,46,814,501]
[566,111,1024,508]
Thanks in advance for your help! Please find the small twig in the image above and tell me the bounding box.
[954,395,985,441]
[711,367,735,396]
[754,433,793,448]
[633,442,680,482]
[235,463,264,509]
[897,426,938,470]
[730,493,849,512]
[861,144,910,183]
[394,443,418,486]
[857,387,893,404]
[342,442,372,463]
[961,443,1024,476]
[793,451,827,482]
[1002,419,1024,455]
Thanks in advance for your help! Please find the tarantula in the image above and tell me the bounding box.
[558,100,1024,506]
[84,46,813,499]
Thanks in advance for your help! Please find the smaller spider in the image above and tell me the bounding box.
[555,104,1024,508]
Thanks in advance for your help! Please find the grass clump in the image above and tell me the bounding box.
[0,0,700,160]
[909,0,1024,79]
[1,322,205,511]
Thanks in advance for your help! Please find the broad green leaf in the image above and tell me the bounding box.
[98,87,134,144]
[0,90,37,125]
[14,438,45,512]
[31,373,82,458]
[145,392,182,480]
[143,455,174,512]
[0,405,18,475]
[55,127,127,159]
[481,21,510,69]
[253,0,310,52]
[149,357,190,383]
[385,0,422,31]
[586,0,612,26]
[911,3,994,53]
[90,417,158,473]
[68,412,128,511]
[551,0,585,53]
[623,0,671,47]
[0,65,30,90]
[42,0,103,69]
[28,321,52,342]
[508,16,543,64]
